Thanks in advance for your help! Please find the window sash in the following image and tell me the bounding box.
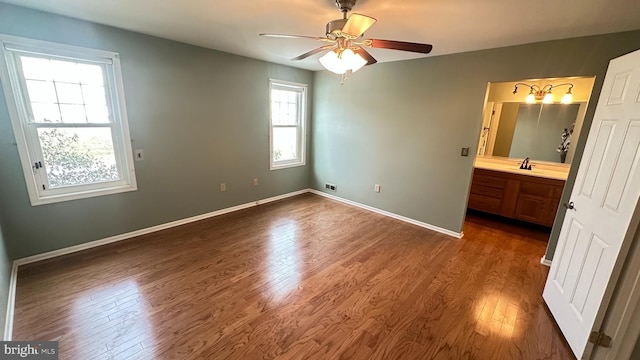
[15,53,127,193]
[14,53,114,125]
[26,122,128,194]
[0,35,137,205]
[269,80,306,170]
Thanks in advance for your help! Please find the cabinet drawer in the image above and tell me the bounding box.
[468,194,502,214]
[472,174,506,189]
[519,181,556,197]
[470,184,504,199]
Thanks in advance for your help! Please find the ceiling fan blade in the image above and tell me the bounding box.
[259,33,333,42]
[341,13,377,37]
[354,47,377,65]
[292,45,336,61]
[369,39,433,54]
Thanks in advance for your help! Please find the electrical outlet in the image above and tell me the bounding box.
[325,183,337,192]
[253,178,259,186]
[374,184,381,193]
[134,149,144,161]
[220,183,226,192]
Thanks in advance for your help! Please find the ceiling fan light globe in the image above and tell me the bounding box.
[319,50,347,74]
[341,48,355,61]
[350,53,367,72]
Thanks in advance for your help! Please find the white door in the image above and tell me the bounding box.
[543,48,640,359]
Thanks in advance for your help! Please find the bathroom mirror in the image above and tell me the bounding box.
[477,77,596,165]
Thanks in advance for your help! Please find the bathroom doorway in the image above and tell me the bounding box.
[467,76,596,251]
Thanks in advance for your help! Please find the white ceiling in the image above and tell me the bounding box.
[2,0,640,71]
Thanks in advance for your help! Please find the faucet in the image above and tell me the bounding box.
[519,157,532,170]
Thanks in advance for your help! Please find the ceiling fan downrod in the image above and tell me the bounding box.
[335,0,357,17]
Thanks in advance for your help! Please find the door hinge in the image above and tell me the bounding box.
[589,331,612,348]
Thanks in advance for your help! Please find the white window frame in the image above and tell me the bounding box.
[269,79,307,170]
[0,34,137,205]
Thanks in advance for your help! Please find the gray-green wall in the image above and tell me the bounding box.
[0,3,313,259]
[0,219,11,340]
[312,30,640,259]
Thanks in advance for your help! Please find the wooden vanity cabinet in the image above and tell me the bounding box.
[468,168,565,227]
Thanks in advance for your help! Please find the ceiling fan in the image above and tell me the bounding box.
[260,0,433,76]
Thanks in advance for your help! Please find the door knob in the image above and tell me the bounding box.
[563,201,575,210]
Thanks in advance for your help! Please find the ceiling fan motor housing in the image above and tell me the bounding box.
[326,19,348,36]
[335,0,357,13]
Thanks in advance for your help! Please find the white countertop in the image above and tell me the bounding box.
[474,157,569,181]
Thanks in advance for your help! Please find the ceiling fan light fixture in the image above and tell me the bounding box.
[319,48,367,74]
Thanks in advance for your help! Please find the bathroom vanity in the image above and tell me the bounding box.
[468,157,568,227]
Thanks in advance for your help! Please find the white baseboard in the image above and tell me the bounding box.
[309,190,463,239]
[14,189,308,267]
[4,187,461,339]
[540,256,552,267]
[4,189,308,340]
[4,262,17,341]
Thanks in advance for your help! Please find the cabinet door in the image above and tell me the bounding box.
[513,194,548,224]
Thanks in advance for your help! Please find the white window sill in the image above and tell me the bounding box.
[31,184,137,206]
[270,161,306,171]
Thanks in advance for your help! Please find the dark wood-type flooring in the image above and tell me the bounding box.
[13,194,574,359]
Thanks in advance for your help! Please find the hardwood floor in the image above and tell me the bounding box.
[13,194,574,359]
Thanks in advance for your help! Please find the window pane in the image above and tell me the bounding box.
[272,89,299,125]
[86,105,110,123]
[20,57,53,81]
[26,80,56,103]
[273,127,298,162]
[56,83,84,104]
[31,103,61,123]
[60,104,87,123]
[51,60,80,83]
[82,85,107,105]
[77,63,104,85]
[37,127,119,188]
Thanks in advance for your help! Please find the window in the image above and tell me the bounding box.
[269,80,307,169]
[0,35,137,205]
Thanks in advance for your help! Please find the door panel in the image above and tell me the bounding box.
[579,121,615,199]
[543,49,640,359]
[604,121,640,212]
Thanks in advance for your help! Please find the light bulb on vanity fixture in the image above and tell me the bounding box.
[513,82,574,104]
